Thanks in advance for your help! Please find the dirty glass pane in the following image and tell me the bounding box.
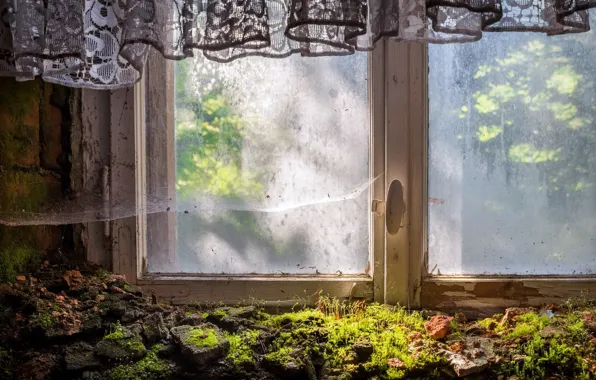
[429,29,596,275]
[170,54,370,275]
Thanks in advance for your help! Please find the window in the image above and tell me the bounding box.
[428,32,596,276]
[423,26,596,311]
[125,49,381,306]
[93,26,596,310]
[169,54,369,275]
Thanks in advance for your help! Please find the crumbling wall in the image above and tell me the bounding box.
[0,78,73,281]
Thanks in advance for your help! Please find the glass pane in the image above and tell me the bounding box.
[169,54,369,275]
[429,29,596,275]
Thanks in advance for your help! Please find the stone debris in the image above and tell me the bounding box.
[424,314,453,339]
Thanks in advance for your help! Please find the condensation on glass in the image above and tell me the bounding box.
[157,53,370,275]
[429,27,596,275]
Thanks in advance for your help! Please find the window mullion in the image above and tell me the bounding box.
[384,42,427,308]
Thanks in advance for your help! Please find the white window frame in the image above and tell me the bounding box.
[79,39,596,312]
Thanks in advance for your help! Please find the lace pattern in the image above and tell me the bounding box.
[0,0,593,89]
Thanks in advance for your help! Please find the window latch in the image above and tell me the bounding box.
[385,179,406,235]
[371,179,406,235]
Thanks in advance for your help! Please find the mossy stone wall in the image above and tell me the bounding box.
[0,78,70,281]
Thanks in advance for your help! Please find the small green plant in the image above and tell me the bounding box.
[265,346,295,366]
[93,268,111,282]
[503,312,551,340]
[104,322,127,340]
[226,330,260,366]
[0,244,41,282]
[210,309,227,319]
[502,334,590,379]
[34,313,55,330]
[185,327,219,347]
[477,317,498,331]
[109,345,171,380]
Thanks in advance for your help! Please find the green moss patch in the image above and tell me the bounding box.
[108,345,172,380]
[185,327,219,347]
[226,329,261,366]
[0,243,41,282]
[96,323,147,361]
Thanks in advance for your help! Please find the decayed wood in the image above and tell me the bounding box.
[421,277,596,314]
[384,41,410,306]
[138,275,374,306]
[144,50,177,273]
[407,43,428,309]
[369,41,386,303]
[79,89,111,267]
[109,88,138,283]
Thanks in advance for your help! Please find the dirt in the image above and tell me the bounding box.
[1,262,596,380]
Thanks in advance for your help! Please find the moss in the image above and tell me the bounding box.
[264,346,295,366]
[0,171,62,213]
[35,313,56,330]
[226,330,260,366]
[101,322,146,356]
[104,323,127,341]
[261,303,445,379]
[565,312,588,341]
[477,317,498,331]
[185,327,219,347]
[93,268,111,282]
[0,78,40,122]
[262,308,325,328]
[124,339,147,354]
[211,310,227,319]
[500,334,590,379]
[0,243,41,282]
[109,345,172,380]
[503,312,551,339]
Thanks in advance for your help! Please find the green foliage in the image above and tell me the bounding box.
[35,313,56,330]
[476,125,503,142]
[501,312,551,339]
[210,309,227,319]
[226,330,260,366]
[502,334,590,379]
[0,243,41,282]
[176,91,263,199]
[508,144,560,164]
[264,346,295,366]
[102,322,146,355]
[109,345,172,380]
[477,317,498,331]
[104,322,127,341]
[260,303,444,379]
[462,36,596,201]
[185,327,219,347]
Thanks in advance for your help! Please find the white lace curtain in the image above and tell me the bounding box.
[1,0,594,89]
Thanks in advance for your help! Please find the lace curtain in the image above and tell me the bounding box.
[0,0,594,89]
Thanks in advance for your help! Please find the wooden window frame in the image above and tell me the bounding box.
[81,40,596,311]
[113,49,382,307]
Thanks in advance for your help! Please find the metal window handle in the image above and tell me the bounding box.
[385,179,406,235]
